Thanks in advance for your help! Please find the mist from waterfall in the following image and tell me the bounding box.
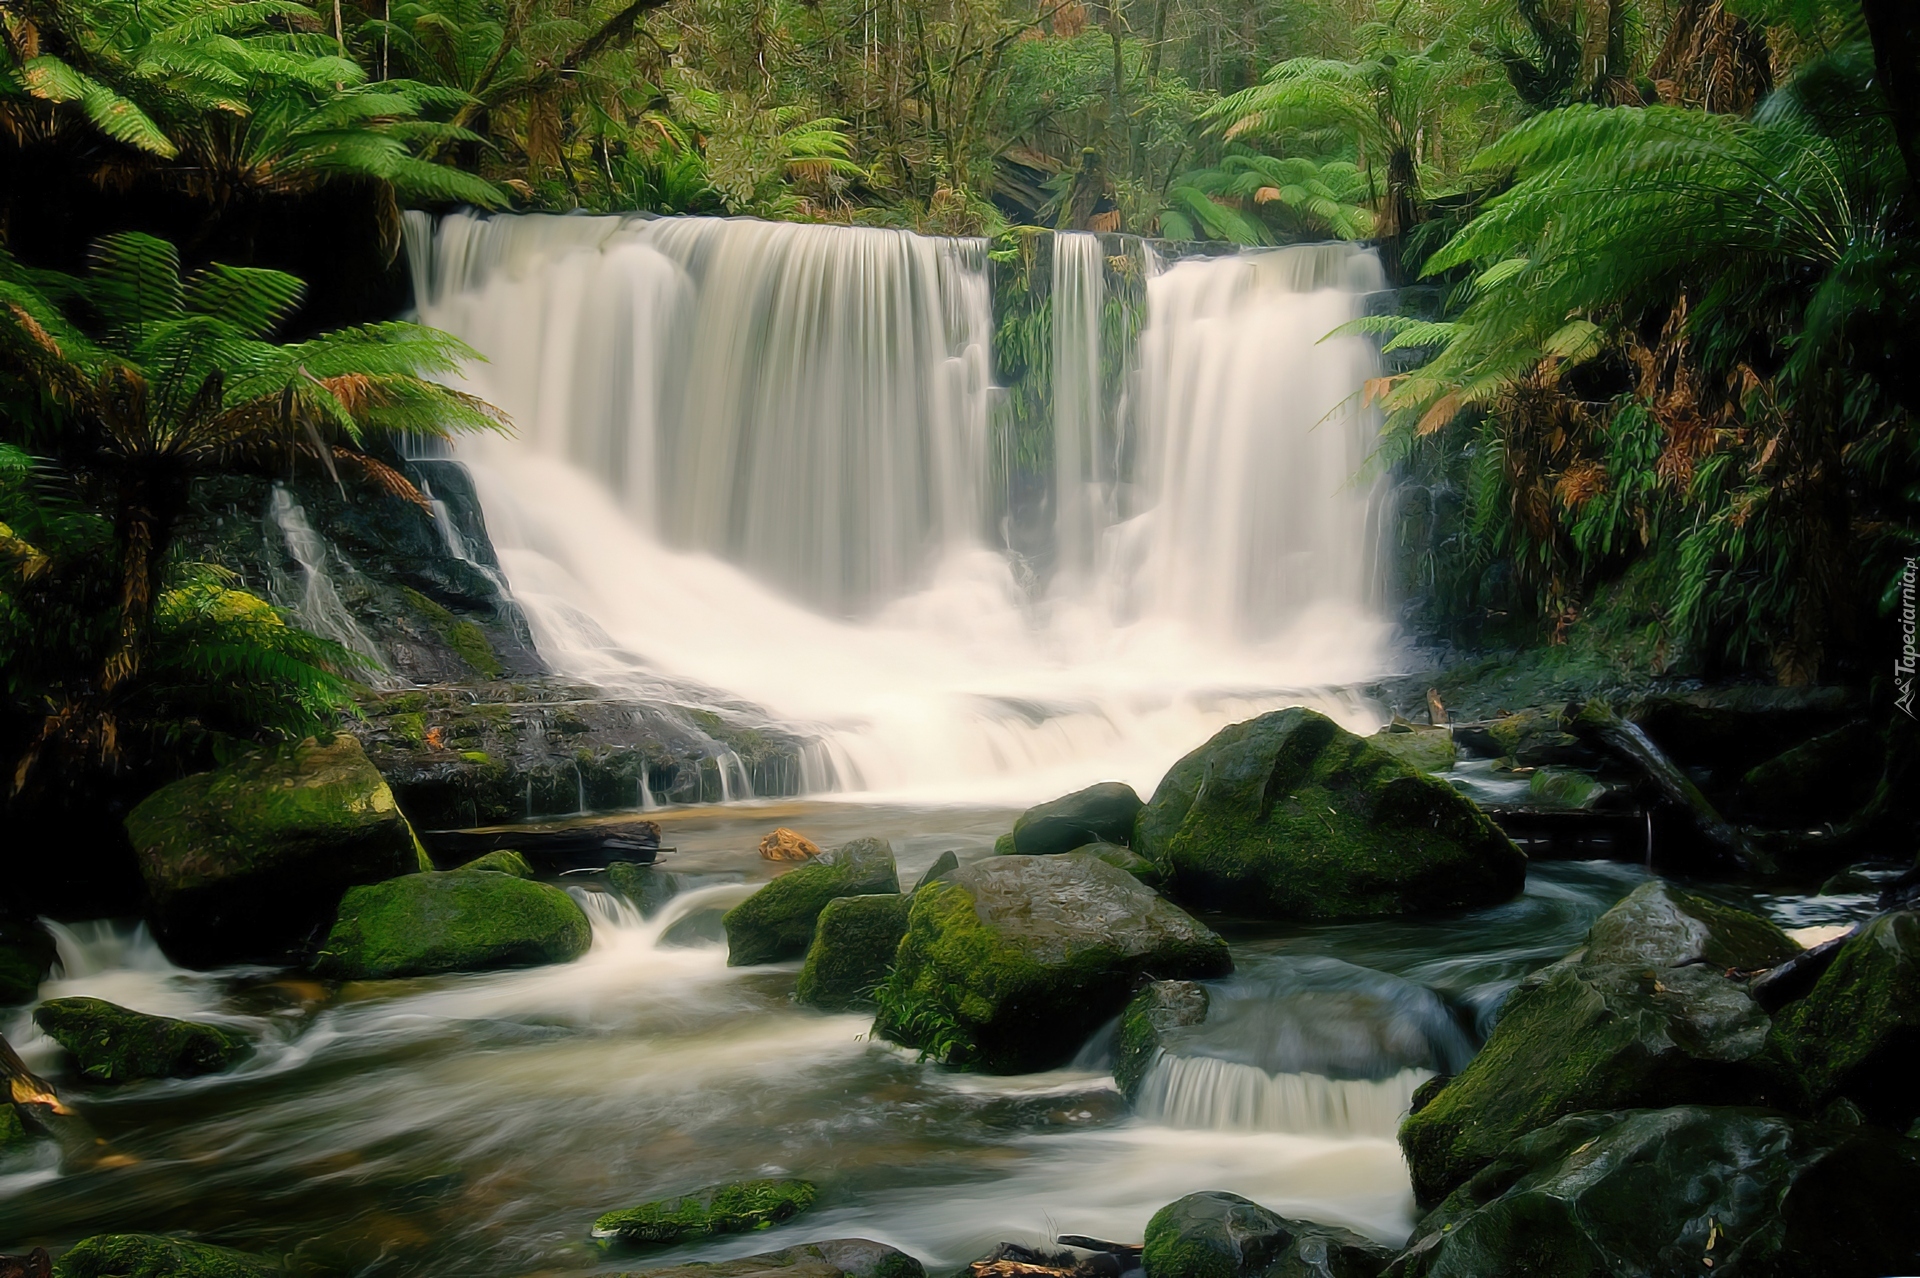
[404,212,1394,804]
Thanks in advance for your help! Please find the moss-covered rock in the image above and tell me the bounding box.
[32,998,251,1085]
[594,1179,818,1244]
[1113,980,1209,1101]
[51,1233,282,1278]
[0,917,56,1006]
[1143,1191,1392,1278]
[873,853,1231,1074]
[1368,724,1457,774]
[125,736,422,966]
[607,862,687,916]
[795,895,911,1011]
[1397,960,1778,1206]
[1581,879,1798,971]
[1769,910,1920,1130]
[1079,841,1165,889]
[1524,767,1603,809]
[0,1102,30,1150]
[1009,782,1145,856]
[724,840,900,967]
[455,849,534,878]
[313,870,591,979]
[910,851,959,893]
[1737,720,1878,828]
[1454,707,1588,767]
[1386,1107,1920,1278]
[603,1239,923,1278]
[1135,708,1526,922]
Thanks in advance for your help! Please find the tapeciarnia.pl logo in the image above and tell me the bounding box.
[1900,556,1918,719]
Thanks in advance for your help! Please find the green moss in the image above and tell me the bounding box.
[314,870,592,979]
[381,691,429,716]
[0,917,56,1005]
[593,1179,818,1244]
[460,750,492,765]
[1583,879,1797,970]
[1369,724,1459,774]
[401,587,457,628]
[1768,911,1920,1128]
[457,849,534,878]
[1113,981,1208,1100]
[51,1233,282,1278]
[448,621,503,679]
[795,894,911,1010]
[992,832,1016,856]
[390,712,427,746]
[723,840,899,966]
[0,1103,27,1150]
[32,997,252,1084]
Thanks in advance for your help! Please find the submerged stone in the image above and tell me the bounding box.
[50,1233,282,1277]
[1580,879,1798,971]
[1769,910,1920,1129]
[873,852,1231,1074]
[1008,782,1145,856]
[594,1179,818,1245]
[0,917,56,1006]
[1114,981,1209,1101]
[1387,1107,1920,1278]
[455,849,535,878]
[724,839,900,966]
[607,862,687,916]
[1143,1191,1392,1278]
[313,870,591,980]
[1135,708,1526,922]
[124,736,422,966]
[604,1238,922,1278]
[32,997,251,1085]
[795,894,911,1010]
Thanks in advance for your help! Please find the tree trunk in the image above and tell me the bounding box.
[1861,0,1920,198]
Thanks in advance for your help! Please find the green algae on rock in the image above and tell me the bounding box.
[602,1238,923,1278]
[1581,879,1798,971]
[1007,782,1145,856]
[125,735,422,966]
[1367,723,1457,774]
[51,1232,283,1277]
[32,998,251,1085]
[1387,1107,1920,1278]
[314,870,591,980]
[594,1179,819,1244]
[1769,910,1920,1129]
[1143,1190,1392,1278]
[1113,980,1209,1102]
[795,894,911,1011]
[454,848,535,878]
[873,852,1231,1074]
[1135,708,1525,922]
[724,839,900,966]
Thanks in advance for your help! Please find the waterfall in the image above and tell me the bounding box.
[405,214,1394,804]
[1132,1054,1428,1139]
[266,485,390,679]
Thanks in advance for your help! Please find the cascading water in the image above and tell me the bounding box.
[266,485,390,680]
[405,213,1393,803]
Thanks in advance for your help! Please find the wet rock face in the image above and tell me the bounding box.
[1580,879,1798,971]
[1113,981,1210,1101]
[125,736,423,967]
[1769,910,1920,1129]
[1366,724,1457,774]
[1009,782,1146,856]
[51,1233,284,1278]
[0,918,56,1006]
[873,852,1232,1074]
[795,894,911,1011]
[313,870,592,979]
[1135,708,1526,922]
[724,840,901,967]
[1143,1191,1393,1278]
[1388,1107,1920,1278]
[593,1179,818,1245]
[604,1239,923,1278]
[32,998,252,1084]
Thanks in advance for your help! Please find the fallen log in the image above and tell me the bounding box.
[420,818,663,871]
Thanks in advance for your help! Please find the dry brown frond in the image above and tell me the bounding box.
[1555,459,1609,509]
[331,447,431,511]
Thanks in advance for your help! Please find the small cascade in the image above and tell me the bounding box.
[1133,1055,1428,1138]
[1051,232,1109,582]
[266,486,390,679]
[420,476,511,597]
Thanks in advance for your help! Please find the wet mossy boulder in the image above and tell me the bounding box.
[32,997,251,1085]
[594,1179,818,1244]
[1737,720,1878,828]
[795,894,911,1011]
[910,851,960,894]
[1769,910,1920,1129]
[1114,980,1209,1101]
[1524,768,1603,809]
[873,852,1231,1074]
[125,736,423,966]
[313,870,591,980]
[1454,707,1588,767]
[1397,958,1779,1206]
[1135,708,1526,922]
[1143,1191,1392,1278]
[603,1239,923,1278]
[0,917,56,1005]
[607,862,687,916]
[1008,782,1145,856]
[455,849,534,878]
[1387,1107,1920,1278]
[1580,879,1798,971]
[1368,724,1457,775]
[724,839,900,967]
[1080,841,1164,889]
[51,1233,282,1278]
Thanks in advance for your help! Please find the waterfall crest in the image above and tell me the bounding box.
[1133,1054,1428,1138]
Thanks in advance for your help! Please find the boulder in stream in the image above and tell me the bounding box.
[1768,910,1920,1129]
[1386,1106,1920,1278]
[1113,981,1209,1101]
[607,862,687,916]
[760,828,822,861]
[1367,723,1457,774]
[1579,879,1798,970]
[873,852,1231,1074]
[1399,933,1784,1205]
[455,849,534,878]
[1007,782,1145,856]
[0,918,55,1006]
[604,1239,922,1278]
[32,997,251,1085]
[1143,1191,1392,1278]
[594,1178,818,1245]
[1135,708,1525,921]
[313,870,591,980]
[724,839,900,966]
[125,735,425,966]
[51,1233,283,1278]
[795,894,911,1010]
